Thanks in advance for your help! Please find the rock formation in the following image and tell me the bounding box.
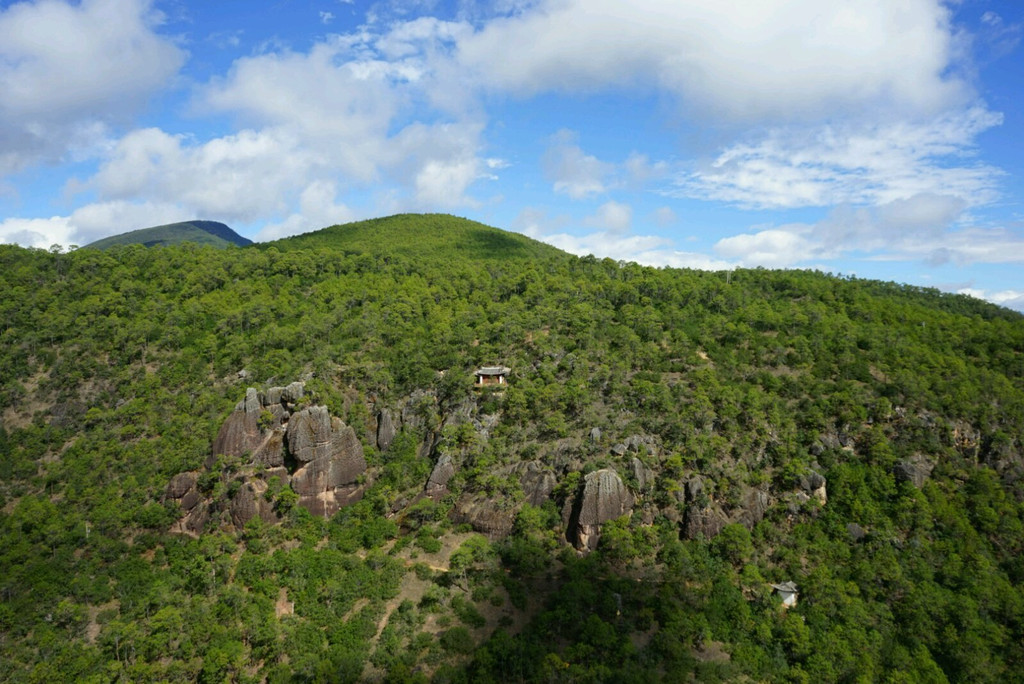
[566,468,635,551]
[376,408,396,451]
[166,382,368,531]
[893,455,934,488]
[425,454,456,498]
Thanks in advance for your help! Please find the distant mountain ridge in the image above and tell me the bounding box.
[84,220,252,250]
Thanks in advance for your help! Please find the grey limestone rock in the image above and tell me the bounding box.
[452,496,515,538]
[630,457,655,492]
[893,455,934,489]
[515,461,557,507]
[566,468,635,551]
[683,504,729,540]
[735,487,770,528]
[166,472,197,499]
[230,480,278,527]
[377,408,397,452]
[287,406,335,463]
[425,454,456,497]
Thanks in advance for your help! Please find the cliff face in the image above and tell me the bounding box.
[165,382,368,532]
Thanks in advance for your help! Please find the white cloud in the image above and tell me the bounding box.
[957,287,1024,313]
[457,0,967,121]
[715,228,816,268]
[515,203,734,270]
[677,107,1002,210]
[256,180,356,241]
[542,130,614,199]
[0,0,185,174]
[194,27,489,210]
[584,201,632,234]
[0,200,192,248]
[710,193,1024,270]
[320,11,334,24]
[652,207,676,226]
[88,127,317,222]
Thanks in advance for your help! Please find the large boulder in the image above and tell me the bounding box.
[683,504,729,540]
[289,413,367,516]
[631,457,656,492]
[425,454,456,497]
[287,406,336,463]
[514,461,557,507]
[452,496,515,538]
[893,455,934,489]
[211,388,264,461]
[166,472,197,499]
[800,470,828,505]
[230,480,278,528]
[734,487,770,528]
[566,469,635,551]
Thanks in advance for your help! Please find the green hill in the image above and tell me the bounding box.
[265,213,563,263]
[1,214,1023,682]
[84,220,252,250]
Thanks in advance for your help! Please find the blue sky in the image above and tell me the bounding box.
[2,0,1023,311]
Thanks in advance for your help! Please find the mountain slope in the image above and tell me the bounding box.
[1,215,1023,682]
[84,220,252,249]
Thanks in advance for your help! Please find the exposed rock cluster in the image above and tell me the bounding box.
[165,382,367,533]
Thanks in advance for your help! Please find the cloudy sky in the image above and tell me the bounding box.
[2,0,1023,310]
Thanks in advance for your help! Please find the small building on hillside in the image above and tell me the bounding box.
[771,581,799,608]
[474,366,510,387]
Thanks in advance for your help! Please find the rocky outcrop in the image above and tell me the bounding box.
[631,457,656,492]
[566,469,635,551]
[800,470,828,505]
[166,382,368,532]
[514,461,557,507]
[230,480,277,528]
[425,454,456,497]
[451,496,516,538]
[734,487,770,528]
[166,472,197,499]
[684,504,729,540]
[377,408,397,452]
[893,455,934,488]
[211,388,264,462]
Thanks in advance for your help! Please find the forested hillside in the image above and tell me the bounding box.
[2,214,1023,682]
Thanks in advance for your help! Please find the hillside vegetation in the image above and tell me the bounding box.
[2,214,1024,682]
[85,220,253,250]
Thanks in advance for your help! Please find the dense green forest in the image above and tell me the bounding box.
[2,214,1024,682]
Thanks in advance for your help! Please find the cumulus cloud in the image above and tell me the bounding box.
[457,0,968,121]
[0,0,185,174]
[584,201,632,234]
[542,131,615,199]
[541,132,671,200]
[515,204,734,270]
[256,180,356,241]
[0,200,192,248]
[711,193,1024,269]
[957,288,1024,313]
[676,107,1002,210]
[87,127,317,222]
[715,228,817,268]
